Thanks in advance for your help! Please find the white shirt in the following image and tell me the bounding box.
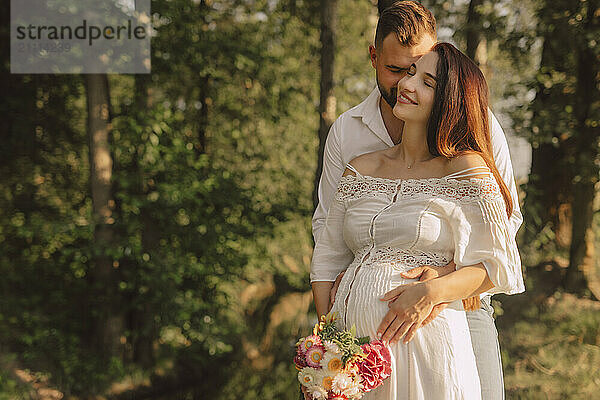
[312,87,523,242]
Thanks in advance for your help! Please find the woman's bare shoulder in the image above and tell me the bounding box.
[344,150,387,177]
[444,152,490,178]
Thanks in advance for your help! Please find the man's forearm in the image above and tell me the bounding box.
[311,281,334,318]
[469,275,495,298]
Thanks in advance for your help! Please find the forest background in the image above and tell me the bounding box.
[1,0,599,399]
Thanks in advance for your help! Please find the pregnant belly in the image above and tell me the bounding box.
[331,264,415,339]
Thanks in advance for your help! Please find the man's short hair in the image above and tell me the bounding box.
[375,1,437,49]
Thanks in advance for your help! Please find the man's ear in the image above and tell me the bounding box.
[369,45,378,68]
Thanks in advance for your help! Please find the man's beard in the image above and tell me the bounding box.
[377,78,397,108]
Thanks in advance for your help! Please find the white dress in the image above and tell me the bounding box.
[310,164,524,400]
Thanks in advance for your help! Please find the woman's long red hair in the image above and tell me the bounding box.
[427,42,513,217]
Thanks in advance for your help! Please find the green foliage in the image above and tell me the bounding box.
[515,0,600,265]
[0,354,32,400]
[1,0,599,398]
[313,316,368,365]
[498,291,600,399]
[1,0,324,397]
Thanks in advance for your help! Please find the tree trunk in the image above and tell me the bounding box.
[465,0,483,63]
[566,180,596,292]
[522,34,574,251]
[565,0,600,294]
[525,142,573,246]
[86,73,121,357]
[313,0,337,209]
[465,0,491,88]
[129,73,157,367]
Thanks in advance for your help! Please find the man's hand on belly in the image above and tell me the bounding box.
[377,261,456,344]
[402,262,456,282]
[376,281,437,345]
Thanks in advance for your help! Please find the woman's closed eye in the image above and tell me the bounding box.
[408,64,435,88]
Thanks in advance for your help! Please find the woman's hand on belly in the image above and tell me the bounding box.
[383,263,456,331]
[376,280,438,345]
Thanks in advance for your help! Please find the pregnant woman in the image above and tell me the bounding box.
[310,43,524,399]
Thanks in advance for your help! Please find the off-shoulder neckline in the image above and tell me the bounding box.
[343,163,494,184]
[340,173,496,185]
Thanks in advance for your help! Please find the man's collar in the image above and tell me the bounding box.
[349,86,380,118]
[350,87,395,147]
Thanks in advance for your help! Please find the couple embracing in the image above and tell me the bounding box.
[309,1,524,399]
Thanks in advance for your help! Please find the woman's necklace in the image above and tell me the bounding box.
[406,155,434,169]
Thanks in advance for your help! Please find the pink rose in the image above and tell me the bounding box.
[358,340,392,392]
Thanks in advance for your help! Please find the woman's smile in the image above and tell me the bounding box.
[397,91,418,105]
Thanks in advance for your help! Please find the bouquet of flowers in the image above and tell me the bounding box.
[294,313,392,399]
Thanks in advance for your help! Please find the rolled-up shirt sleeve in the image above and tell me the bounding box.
[310,179,354,283]
[489,111,523,239]
[446,183,525,296]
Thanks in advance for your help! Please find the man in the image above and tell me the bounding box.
[311,2,522,399]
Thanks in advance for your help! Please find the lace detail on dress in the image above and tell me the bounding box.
[400,176,501,203]
[335,174,501,203]
[361,247,452,271]
[335,175,398,201]
[348,246,452,273]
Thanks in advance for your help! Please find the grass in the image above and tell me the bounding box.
[497,287,600,399]
[0,353,35,400]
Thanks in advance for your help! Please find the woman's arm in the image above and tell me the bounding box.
[376,263,493,345]
[382,261,493,306]
[426,263,494,303]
